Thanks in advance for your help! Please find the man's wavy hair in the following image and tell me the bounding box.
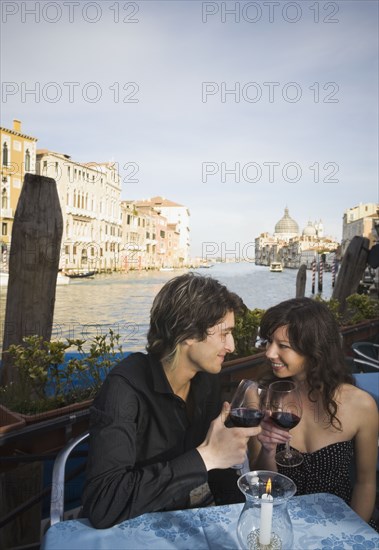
[259,297,354,429]
[146,272,242,363]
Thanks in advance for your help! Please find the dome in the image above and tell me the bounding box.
[274,208,299,235]
[303,221,316,237]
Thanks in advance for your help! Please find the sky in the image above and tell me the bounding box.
[1,0,378,258]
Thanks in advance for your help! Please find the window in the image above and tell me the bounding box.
[2,222,7,236]
[25,149,31,171]
[2,187,7,209]
[2,142,8,166]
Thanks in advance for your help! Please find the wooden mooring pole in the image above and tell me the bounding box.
[1,174,63,386]
[332,236,369,312]
[296,264,307,298]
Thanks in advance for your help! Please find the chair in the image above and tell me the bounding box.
[351,342,379,373]
[353,357,379,373]
[352,342,379,363]
[50,431,89,526]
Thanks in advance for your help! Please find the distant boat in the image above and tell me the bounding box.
[269,262,283,272]
[65,270,96,279]
[198,264,213,269]
[160,267,174,272]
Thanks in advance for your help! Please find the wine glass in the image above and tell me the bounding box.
[225,379,265,472]
[267,380,303,467]
[225,379,265,428]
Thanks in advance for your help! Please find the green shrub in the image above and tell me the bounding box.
[231,308,265,359]
[0,330,123,414]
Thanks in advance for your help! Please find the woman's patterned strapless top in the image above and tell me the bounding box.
[277,440,354,503]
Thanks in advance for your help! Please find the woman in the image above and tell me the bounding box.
[250,297,378,526]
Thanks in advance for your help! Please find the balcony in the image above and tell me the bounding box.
[1,208,13,219]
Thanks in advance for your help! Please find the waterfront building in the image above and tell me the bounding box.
[139,196,190,266]
[121,200,183,269]
[121,201,152,269]
[121,200,163,269]
[0,120,38,254]
[36,150,122,272]
[342,203,379,255]
[255,208,339,268]
[121,197,189,268]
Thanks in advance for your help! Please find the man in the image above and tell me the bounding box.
[82,272,260,528]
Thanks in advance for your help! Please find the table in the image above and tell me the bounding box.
[41,493,379,549]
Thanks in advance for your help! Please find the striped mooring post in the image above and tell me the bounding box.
[332,255,336,287]
[318,259,324,293]
[311,259,316,294]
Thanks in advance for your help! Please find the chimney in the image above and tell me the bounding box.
[13,119,21,132]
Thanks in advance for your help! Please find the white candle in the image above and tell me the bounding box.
[259,492,273,546]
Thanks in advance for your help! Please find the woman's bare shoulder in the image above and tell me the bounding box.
[339,383,378,414]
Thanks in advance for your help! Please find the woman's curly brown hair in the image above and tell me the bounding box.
[259,297,354,429]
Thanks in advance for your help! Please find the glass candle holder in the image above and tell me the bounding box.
[237,470,297,550]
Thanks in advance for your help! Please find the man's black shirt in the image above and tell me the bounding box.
[82,352,239,528]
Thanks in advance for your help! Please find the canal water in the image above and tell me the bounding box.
[0,263,334,352]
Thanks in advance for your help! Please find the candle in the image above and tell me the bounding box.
[259,478,273,546]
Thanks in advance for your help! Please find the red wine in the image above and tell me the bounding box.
[271,411,301,429]
[226,408,264,428]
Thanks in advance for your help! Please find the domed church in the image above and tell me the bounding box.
[255,207,338,268]
[273,207,300,240]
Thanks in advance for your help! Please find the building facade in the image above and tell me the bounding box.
[36,150,122,272]
[143,196,190,265]
[0,120,38,253]
[2,120,191,273]
[342,203,379,255]
[120,199,184,269]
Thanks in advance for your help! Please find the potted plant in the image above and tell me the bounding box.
[0,329,125,424]
[314,294,379,354]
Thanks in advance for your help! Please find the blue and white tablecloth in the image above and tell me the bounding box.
[42,493,379,549]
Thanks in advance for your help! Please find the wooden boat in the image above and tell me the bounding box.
[269,262,283,272]
[65,270,96,279]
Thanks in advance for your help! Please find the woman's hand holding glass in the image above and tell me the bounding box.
[265,380,303,467]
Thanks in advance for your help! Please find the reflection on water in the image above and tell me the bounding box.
[0,263,333,352]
